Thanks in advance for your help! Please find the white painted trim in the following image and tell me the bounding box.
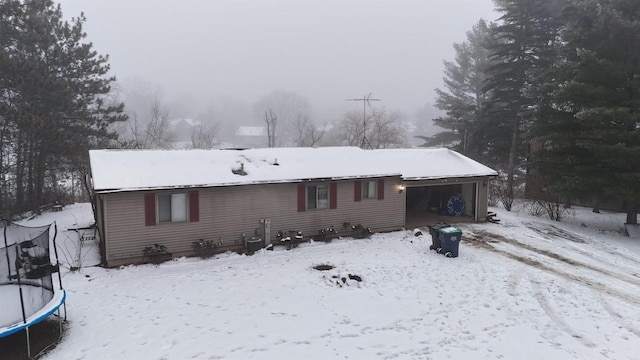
[474,182,480,222]
[401,183,407,228]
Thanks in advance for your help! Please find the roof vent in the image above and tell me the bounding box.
[232,163,247,176]
[273,158,279,166]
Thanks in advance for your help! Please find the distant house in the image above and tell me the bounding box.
[169,118,200,143]
[234,126,266,148]
[88,147,497,267]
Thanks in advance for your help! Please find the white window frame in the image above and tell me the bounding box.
[362,180,377,199]
[158,193,188,223]
[307,184,329,210]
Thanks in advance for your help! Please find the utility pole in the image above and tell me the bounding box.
[346,93,381,149]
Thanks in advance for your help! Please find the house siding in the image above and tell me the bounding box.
[477,180,489,221]
[100,176,404,266]
[95,195,106,265]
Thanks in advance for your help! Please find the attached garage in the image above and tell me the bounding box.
[404,176,490,227]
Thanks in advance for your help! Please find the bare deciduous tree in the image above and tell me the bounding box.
[336,111,366,147]
[117,80,176,149]
[264,109,277,148]
[190,121,218,149]
[335,107,407,149]
[368,108,408,149]
[254,90,312,146]
[294,114,325,147]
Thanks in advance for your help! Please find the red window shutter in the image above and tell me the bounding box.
[330,182,337,209]
[144,193,156,226]
[377,179,385,200]
[354,181,362,202]
[189,190,199,222]
[297,184,306,212]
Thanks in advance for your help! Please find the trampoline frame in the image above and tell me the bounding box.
[1,219,66,359]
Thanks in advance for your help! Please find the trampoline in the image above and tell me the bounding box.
[1,219,66,358]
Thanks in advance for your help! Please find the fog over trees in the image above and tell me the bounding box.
[0,0,125,216]
[1,0,638,226]
[116,79,175,150]
[253,90,313,147]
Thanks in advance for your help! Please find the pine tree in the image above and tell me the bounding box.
[483,0,565,210]
[424,19,493,161]
[539,0,640,224]
[0,0,125,214]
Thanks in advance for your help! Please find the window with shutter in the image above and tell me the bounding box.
[302,182,336,210]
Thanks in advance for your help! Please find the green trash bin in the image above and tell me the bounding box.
[437,226,462,258]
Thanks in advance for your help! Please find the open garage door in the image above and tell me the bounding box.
[405,182,477,228]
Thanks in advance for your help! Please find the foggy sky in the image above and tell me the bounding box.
[57,0,497,122]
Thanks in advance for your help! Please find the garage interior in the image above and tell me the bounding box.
[405,183,477,229]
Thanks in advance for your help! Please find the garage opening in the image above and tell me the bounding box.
[405,183,476,228]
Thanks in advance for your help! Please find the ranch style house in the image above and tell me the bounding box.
[88,147,497,266]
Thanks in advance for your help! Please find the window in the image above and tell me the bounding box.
[307,184,329,210]
[298,183,336,212]
[354,179,384,202]
[363,180,377,199]
[158,193,187,223]
[145,191,198,226]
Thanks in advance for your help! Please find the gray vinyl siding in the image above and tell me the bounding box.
[476,180,489,220]
[95,195,106,264]
[101,176,404,266]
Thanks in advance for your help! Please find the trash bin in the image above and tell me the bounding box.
[428,223,449,253]
[437,226,462,258]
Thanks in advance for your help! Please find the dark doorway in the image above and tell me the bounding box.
[405,183,476,228]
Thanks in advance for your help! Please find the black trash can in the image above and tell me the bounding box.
[428,223,450,253]
[437,226,462,258]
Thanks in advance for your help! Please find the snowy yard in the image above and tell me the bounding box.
[20,204,640,359]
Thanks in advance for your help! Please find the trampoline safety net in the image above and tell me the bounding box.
[1,220,56,327]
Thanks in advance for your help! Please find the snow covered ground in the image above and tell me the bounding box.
[15,203,640,359]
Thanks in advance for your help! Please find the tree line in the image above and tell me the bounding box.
[0,0,126,217]
[0,0,411,218]
[425,0,639,224]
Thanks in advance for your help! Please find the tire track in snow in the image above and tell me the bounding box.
[525,222,640,266]
[523,223,586,243]
[545,239,640,279]
[471,230,640,288]
[528,274,597,348]
[596,293,640,339]
[464,232,640,306]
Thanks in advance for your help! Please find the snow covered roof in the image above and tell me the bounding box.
[89,147,497,193]
[235,126,266,137]
[170,118,200,127]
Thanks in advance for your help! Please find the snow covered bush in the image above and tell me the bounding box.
[143,244,172,264]
[524,200,569,221]
[192,240,217,259]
